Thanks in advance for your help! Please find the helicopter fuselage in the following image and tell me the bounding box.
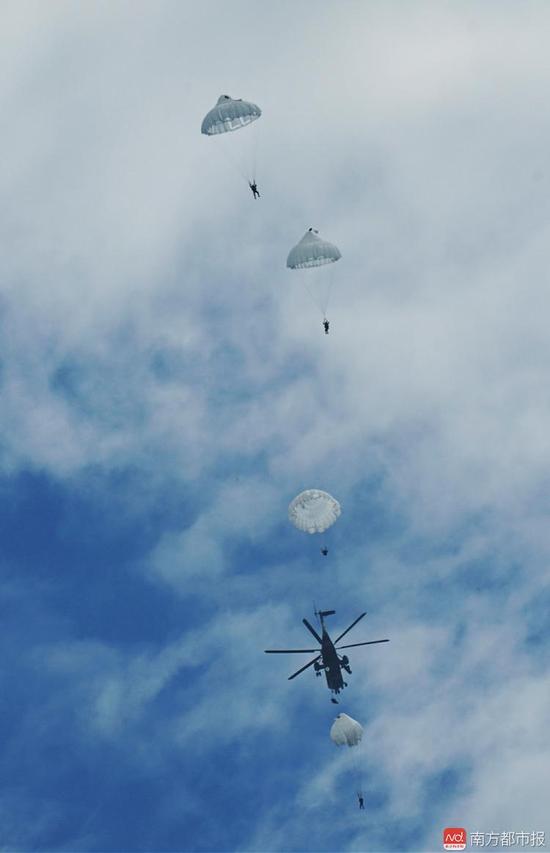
[315,627,346,694]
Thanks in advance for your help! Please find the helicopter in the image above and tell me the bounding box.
[264,609,389,703]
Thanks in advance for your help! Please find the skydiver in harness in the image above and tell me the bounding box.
[358,793,365,810]
[323,318,329,334]
[321,546,328,556]
[249,181,260,199]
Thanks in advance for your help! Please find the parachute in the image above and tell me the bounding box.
[288,489,341,534]
[286,229,342,319]
[331,714,365,806]
[201,95,262,185]
[201,95,261,136]
[286,229,341,270]
[330,713,363,747]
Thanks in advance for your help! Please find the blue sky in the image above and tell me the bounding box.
[2,2,550,851]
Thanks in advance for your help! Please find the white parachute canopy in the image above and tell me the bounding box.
[201,95,262,135]
[288,489,341,534]
[286,229,341,270]
[330,714,363,747]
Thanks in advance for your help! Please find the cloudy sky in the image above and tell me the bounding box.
[2,2,550,851]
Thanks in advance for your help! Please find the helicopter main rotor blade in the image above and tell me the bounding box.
[264,649,320,654]
[333,612,367,645]
[336,639,389,649]
[288,655,321,680]
[302,618,323,644]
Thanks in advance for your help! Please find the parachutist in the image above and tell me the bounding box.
[321,546,328,556]
[323,319,329,334]
[331,697,339,704]
[358,794,365,810]
[249,181,260,199]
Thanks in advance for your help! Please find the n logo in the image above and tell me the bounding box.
[443,828,467,850]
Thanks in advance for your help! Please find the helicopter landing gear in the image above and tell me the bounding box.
[340,655,352,675]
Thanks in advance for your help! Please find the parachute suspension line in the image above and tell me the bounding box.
[355,756,363,797]
[218,138,251,185]
[302,268,333,318]
[351,733,364,805]
[228,120,260,185]
[322,266,335,318]
[303,277,326,317]
[250,120,261,184]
